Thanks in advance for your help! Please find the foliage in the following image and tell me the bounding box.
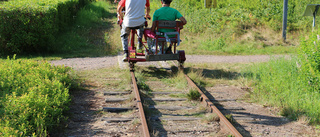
[0,0,91,55]
[187,89,201,100]
[298,32,320,91]
[148,0,303,55]
[0,56,73,136]
[76,0,110,27]
[241,28,320,124]
[168,0,318,33]
[51,0,114,57]
[200,37,226,51]
[161,71,188,89]
[244,54,320,124]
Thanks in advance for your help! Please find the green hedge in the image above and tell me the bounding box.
[0,56,73,136]
[0,0,90,54]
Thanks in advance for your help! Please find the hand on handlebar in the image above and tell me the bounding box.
[145,15,151,20]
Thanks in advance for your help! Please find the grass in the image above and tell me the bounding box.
[49,1,120,58]
[202,113,220,123]
[187,89,201,101]
[77,66,131,91]
[225,114,235,124]
[242,56,320,124]
[148,0,308,55]
[178,30,298,55]
[161,70,188,89]
[5,0,121,60]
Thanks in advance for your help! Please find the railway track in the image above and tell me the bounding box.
[102,61,243,137]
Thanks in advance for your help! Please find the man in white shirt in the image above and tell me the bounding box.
[117,0,151,61]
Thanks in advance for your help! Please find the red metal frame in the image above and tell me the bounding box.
[154,21,182,54]
[128,29,147,63]
[127,21,186,64]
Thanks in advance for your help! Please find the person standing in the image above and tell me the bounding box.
[117,0,151,61]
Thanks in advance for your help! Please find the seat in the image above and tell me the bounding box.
[144,20,183,54]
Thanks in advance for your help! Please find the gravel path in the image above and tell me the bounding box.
[50,54,289,71]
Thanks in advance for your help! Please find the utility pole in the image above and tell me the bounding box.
[282,0,288,42]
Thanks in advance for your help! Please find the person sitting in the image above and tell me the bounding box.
[149,0,187,54]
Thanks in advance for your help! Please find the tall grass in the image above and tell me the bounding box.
[161,71,188,89]
[169,0,317,33]
[48,0,117,58]
[76,1,111,27]
[149,0,315,55]
[244,56,320,124]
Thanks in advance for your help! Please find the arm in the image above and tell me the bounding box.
[179,16,187,25]
[151,21,156,32]
[145,6,151,19]
[117,5,124,20]
[145,0,151,19]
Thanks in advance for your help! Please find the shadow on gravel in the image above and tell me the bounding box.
[142,66,172,79]
[140,88,168,136]
[184,67,242,80]
[52,84,100,136]
[202,88,253,137]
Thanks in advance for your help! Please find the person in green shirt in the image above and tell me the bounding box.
[150,0,187,54]
[151,0,187,32]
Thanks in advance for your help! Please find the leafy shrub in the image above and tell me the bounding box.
[244,32,320,124]
[0,0,88,54]
[0,56,73,136]
[298,31,320,91]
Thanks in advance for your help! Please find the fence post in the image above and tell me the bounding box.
[282,0,288,42]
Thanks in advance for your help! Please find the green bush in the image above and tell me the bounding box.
[0,56,73,136]
[298,31,320,91]
[243,29,320,124]
[245,56,320,124]
[0,0,85,54]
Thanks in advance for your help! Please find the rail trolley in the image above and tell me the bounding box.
[123,20,186,69]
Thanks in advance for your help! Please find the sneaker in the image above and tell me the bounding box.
[122,53,128,62]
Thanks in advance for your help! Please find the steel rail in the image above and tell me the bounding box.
[130,70,150,137]
[184,74,243,137]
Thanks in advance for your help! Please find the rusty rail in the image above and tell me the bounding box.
[129,61,241,137]
[184,74,243,137]
[130,70,150,137]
